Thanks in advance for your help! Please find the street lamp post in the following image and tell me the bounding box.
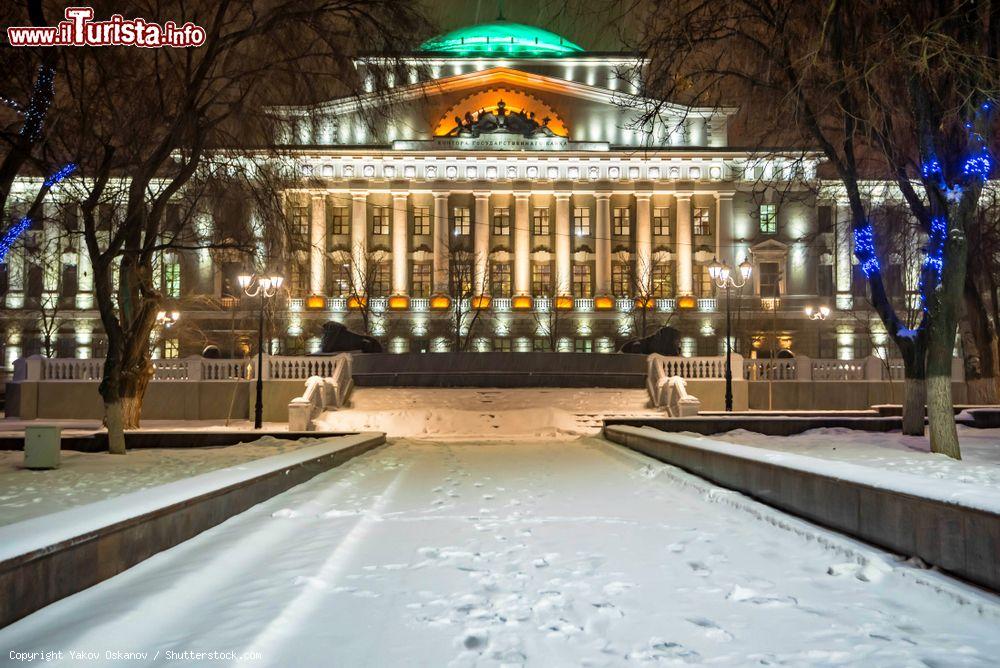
[238,273,284,429]
[709,257,753,412]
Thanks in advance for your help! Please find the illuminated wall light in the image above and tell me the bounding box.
[430,295,451,310]
[371,315,386,337]
[494,317,510,336]
[412,319,428,337]
[700,322,715,337]
[347,296,367,310]
[577,320,592,336]
[515,337,532,352]
[617,315,633,336]
[512,295,532,310]
[596,337,615,353]
[431,337,450,352]
[306,295,326,310]
[388,295,410,310]
[556,295,574,310]
[473,336,490,352]
[594,296,614,310]
[307,337,321,354]
[557,337,573,352]
[288,316,303,336]
[389,337,409,353]
[680,337,696,357]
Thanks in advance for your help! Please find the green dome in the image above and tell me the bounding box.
[419,21,584,58]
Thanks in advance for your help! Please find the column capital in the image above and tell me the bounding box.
[351,190,369,200]
[432,191,450,201]
[633,192,653,201]
[310,192,326,200]
[554,191,572,201]
[514,191,531,200]
[714,191,736,200]
[595,192,612,200]
[390,191,409,199]
[473,191,491,200]
[674,192,693,201]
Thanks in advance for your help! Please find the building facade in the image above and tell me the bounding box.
[1,20,916,366]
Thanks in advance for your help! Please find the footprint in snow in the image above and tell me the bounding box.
[271,508,298,519]
[726,585,797,608]
[686,617,734,642]
[687,561,711,576]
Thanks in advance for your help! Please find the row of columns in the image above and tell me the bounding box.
[305,190,736,299]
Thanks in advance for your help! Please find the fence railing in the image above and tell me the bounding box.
[742,355,964,382]
[15,355,252,382]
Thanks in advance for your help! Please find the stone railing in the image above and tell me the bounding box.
[743,356,964,382]
[288,353,353,431]
[492,297,512,311]
[656,355,738,379]
[13,356,251,382]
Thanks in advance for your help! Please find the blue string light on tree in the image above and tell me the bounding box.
[0,217,30,263]
[44,163,76,188]
[921,157,941,179]
[853,224,880,277]
[19,65,54,143]
[962,149,993,180]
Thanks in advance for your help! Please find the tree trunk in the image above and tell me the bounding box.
[902,376,926,436]
[961,276,999,404]
[105,401,127,455]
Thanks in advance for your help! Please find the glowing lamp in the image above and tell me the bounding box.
[472,295,491,310]
[634,297,655,310]
[306,295,326,310]
[594,296,614,310]
[430,295,451,310]
[512,295,533,310]
[677,295,697,309]
[555,295,574,310]
[388,295,410,310]
[347,296,367,310]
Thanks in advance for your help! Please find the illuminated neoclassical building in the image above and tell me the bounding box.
[2,20,910,363]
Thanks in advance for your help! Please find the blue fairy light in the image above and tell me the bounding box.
[853,224,880,277]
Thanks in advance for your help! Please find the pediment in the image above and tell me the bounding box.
[749,238,789,257]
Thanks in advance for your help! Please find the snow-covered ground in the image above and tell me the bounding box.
[711,426,1000,491]
[0,436,311,526]
[321,387,659,438]
[3,437,997,666]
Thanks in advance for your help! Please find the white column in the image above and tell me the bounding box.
[474,192,490,295]
[635,193,652,294]
[835,201,853,309]
[716,191,734,261]
[555,193,571,296]
[432,192,449,293]
[391,192,409,295]
[675,193,693,295]
[595,193,611,296]
[309,194,326,295]
[514,192,531,295]
[351,191,368,291]
[5,244,24,308]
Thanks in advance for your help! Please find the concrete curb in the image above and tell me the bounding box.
[603,415,903,436]
[603,424,1000,592]
[0,432,385,628]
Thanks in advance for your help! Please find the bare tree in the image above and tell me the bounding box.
[446,235,490,352]
[625,0,1000,457]
[37,0,428,453]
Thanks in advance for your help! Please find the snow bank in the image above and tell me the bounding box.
[711,426,1000,492]
[0,433,382,564]
[624,426,1000,515]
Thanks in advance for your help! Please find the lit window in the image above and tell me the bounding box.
[574,338,593,353]
[413,206,430,235]
[531,263,552,294]
[452,207,471,236]
[696,265,714,296]
[490,262,512,297]
[652,263,674,297]
[411,263,432,297]
[532,208,550,236]
[612,262,631,296]
[163,338,179,359]
[372,206,390,235]
[759,204,777,235]
[493,338,512,352]
[572,264,592,298]
[492,207,510,236]
[163,261,181,298]
[573,206,591,236]
[612,206,630,235]
[450,260,473,295]
[328,262,351,296]
[653,207,670,235]
[759,261,781,297]
[329,206,349,236]
[372,262,391,296]
[693,207,711,235]
[289,206,309,248]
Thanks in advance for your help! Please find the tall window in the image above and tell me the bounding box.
[491,262,512,296]
[572,264,593,297]
[290,205,309,248]
[372,206,390,235]
[328,262,350,296]
[163,261,181,298]
[163,338,180,359]
[653,207,670,235]
[532,208,550,236]
[329,206,349,236]
[452,207,471,236]
[652,263,674,297]
[532,263,552,294]
[612,206,630,235]
[411,263,432,297]
[372,262,391,296]
[612,261,631,296]
[693,207,711,235]
[492,207,510,236]
[450,261,473,295]
[573,206,591,236]
[759,261,781,297]
[574,338,593,353]
[413,206,431,235]
[817,205,833,234]
[759,204,777,235]
[695,265,714,296]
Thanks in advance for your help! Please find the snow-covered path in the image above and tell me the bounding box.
[2,437,998,667]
